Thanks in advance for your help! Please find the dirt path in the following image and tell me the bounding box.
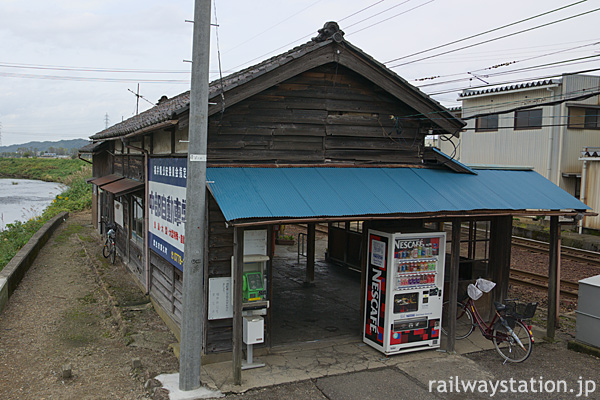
[0,211,178,399]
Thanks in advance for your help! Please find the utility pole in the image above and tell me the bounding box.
[179,0,211,392]
[104,113,110,129]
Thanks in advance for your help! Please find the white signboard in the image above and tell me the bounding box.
[208,277,233,320]
[148,158,187,270]
[114,200,123,227]
[244,229,267,255]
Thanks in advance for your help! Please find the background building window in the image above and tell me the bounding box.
[132,195,144,244]
[475,114,498,132]
[584,108,600,129]
[514,109,543,130]
[568,107,600,129]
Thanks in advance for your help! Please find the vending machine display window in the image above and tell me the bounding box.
[364,229,446,355]
[394,292,419,314]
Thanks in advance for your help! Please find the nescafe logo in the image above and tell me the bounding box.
[396,239,424,250]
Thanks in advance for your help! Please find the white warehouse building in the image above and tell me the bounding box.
[438,73,600,203]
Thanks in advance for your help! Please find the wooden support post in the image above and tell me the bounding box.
[305,223,316,284]
[489,217,512,314]
[547,216,560,339]
[447,219,461,354]
[233,227,244,385]
[266,224,274,348]
[360,222,370,323]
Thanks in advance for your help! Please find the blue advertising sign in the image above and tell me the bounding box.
[148,158,187,270]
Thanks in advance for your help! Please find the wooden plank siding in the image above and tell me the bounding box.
[205,194,235,353]
[206,64,424,164]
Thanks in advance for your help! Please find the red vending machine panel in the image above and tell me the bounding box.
[364,229,446,355]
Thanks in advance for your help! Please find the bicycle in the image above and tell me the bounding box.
[102,222,116,264]
[441,278,537,364]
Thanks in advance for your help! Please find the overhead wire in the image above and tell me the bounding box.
[223,0,422,73]
[388,6,600,68]
[221,0,325,55]
[413,40,600,82]
[384,0,588,64]
[345,0,436,36]
[415,53,600,89]
[426,65,600,96]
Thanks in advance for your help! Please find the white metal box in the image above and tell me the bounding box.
[243,316,264,345]
[576,274,600,348]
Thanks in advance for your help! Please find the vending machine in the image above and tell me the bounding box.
[364,229,446,355]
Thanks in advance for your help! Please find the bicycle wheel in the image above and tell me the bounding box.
[441,301,474,339]
[492,319,533,363]
[102,239,111,258]
[110,241,116,264]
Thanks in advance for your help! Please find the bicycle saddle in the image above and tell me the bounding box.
[494,301,507,311]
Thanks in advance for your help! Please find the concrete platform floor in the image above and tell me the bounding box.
[199,236,547,395]
[200,325,544,394]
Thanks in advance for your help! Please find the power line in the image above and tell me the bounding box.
[388,5,600,69]
[222,0,325,55]
[414,41,600,83]
[0,61,192,74]
[338,0,386,22]
[221,0,405,74]
[385,0,587,65]
[345,0,435,37]
[342,0,414,30]
[426,66,600,96]
[416,53,600,89]
[0,71,190,84]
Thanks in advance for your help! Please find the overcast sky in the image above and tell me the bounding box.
[1,0,599,146]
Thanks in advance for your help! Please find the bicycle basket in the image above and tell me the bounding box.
[505,301,538,319]
[467,283,483,300]
[475,278,496,293]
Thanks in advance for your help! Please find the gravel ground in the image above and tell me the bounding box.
[0,211,179,399]
[509,244,600,316]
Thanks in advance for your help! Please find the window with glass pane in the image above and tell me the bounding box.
[514,109,542,129]
[132,195,144,244]
[585,109,600,129]
[475,114,498,132]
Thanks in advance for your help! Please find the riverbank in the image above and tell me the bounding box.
[0,158,92,271]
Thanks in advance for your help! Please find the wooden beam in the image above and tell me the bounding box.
[547,216,559,339]
[305,223,316,284]
[232,227,244,385]
[447,219,461,353]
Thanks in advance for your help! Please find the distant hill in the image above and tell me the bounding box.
[0,139,90,154]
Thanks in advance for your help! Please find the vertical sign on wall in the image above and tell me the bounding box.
[148,158,188,270]
[364,233,388,349]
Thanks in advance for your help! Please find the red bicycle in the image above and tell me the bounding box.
[442,278,536,363]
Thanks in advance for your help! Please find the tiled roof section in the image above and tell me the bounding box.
[78,141,103,153]
[90,40,331,140]
[460,79,561,98]
[90,36,463,140]
[90,91,190,140]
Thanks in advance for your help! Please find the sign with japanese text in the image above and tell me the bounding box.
[148,158,187,270]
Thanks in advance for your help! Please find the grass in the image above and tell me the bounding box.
[0,158,88,182]
[0,158,92,271]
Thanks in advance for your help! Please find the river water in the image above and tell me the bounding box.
[0,178,65,231]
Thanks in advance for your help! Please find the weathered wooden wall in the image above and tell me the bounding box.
[207,64,424,164]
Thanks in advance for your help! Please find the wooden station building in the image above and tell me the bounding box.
[81,23,590,382]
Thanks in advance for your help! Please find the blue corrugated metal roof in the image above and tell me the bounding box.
[206,167,589,222]
[430,147,477,175]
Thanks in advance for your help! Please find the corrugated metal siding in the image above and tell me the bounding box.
[584,162,600,230]
[560,75,600,176]
[206,167,588,222]
[451,88,555,180]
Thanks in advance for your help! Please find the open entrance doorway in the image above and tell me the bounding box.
[270,224,362,346]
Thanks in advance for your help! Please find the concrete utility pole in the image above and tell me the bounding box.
[179,0,211,391]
